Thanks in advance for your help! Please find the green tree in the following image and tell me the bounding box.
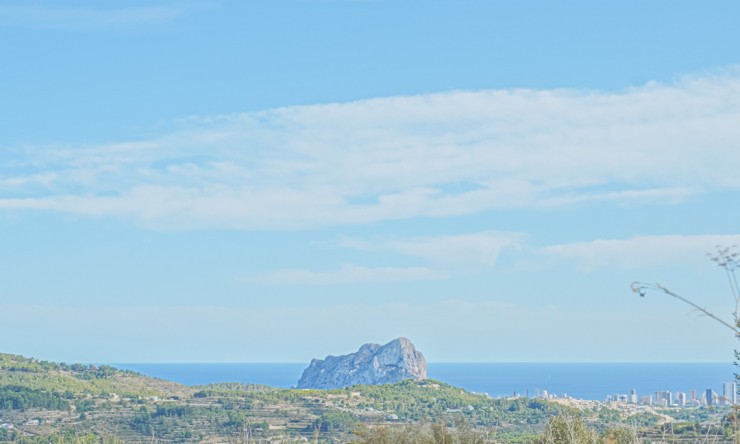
[601,427,638,444]
[537,413,597,444]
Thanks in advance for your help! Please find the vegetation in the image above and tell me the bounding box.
[351,420,495,443]
[0,428,124,444]
[350,412,733,444]
[0,386,69,411]
[0,353,174,399]
[537,413,598,444]
[1,352,737,443]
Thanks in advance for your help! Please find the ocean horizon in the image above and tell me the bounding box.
[108,362,736,401]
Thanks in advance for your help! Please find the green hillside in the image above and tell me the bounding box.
[1,353,735,443]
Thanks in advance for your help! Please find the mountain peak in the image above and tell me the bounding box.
[296,338,427,390]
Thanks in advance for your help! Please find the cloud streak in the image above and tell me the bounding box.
[247,264,443,285]
[541,234,740,269]
[2,69,740,229]
[337,231,524,265]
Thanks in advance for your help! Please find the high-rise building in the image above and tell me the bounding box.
[724,382,737,405]
[690,389,697,401]
[677,392,686,407]
[706,388,714,406]
[654,390,672,406]
[629,389,637,404]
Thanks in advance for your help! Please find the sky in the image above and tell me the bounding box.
[1,1,740,363]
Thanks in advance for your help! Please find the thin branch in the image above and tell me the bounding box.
[709,245,740,318]
[631,281,739,335]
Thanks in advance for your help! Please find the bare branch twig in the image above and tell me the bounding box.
[630,281,739,334]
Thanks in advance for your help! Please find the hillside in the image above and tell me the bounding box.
[0,353,191,399]
[0,353,735,443]
[0,353,561,442]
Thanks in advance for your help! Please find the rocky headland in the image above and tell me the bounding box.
[296,337,427,390]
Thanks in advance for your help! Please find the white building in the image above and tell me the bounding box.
[724,382,737,405]
[676,392,686,407]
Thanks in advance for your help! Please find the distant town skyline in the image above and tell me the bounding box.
[1,1,740,363]
[601,381,737,408]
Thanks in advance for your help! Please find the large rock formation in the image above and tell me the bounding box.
[296,337,427,389]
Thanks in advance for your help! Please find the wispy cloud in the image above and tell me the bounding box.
[337,231,524,265]
[0,4,195,30]
[246,264,443,285]
[541,234,740,269]
[2,68,740,229]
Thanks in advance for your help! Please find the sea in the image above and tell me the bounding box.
[108,363,735,401]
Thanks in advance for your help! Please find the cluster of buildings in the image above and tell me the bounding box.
[604,382,738,407]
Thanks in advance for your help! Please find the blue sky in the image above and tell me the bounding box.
[1,1,740,363]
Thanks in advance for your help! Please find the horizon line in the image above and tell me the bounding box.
[103,361,733,365]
